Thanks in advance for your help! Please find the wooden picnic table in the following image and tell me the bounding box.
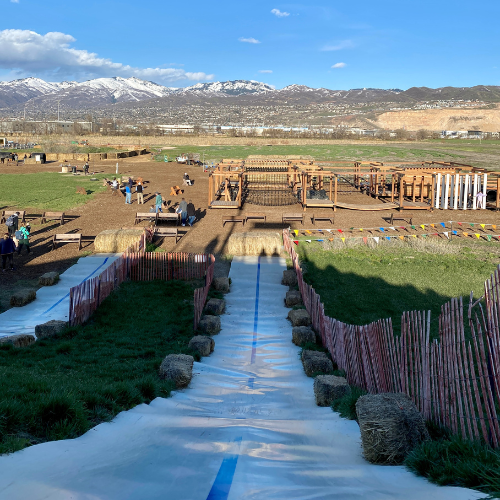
[245,212,267,225]
[154,227,180,243]
[157,212,180,225]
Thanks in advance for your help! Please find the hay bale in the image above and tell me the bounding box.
[0,334,35,348]
[282,270,297,286]
[301,350,333,377]
[213,277,230,293]
[285,290,302,307]
[76,186,87,195]
[35,320,68,339]
[292,326,316,346]
[188,336,215,357]
[198,315,221,335]
[10,289,36,307]
[226,231,282,256]
[356,393,430,465]
[287,309,311,327]
[314,375,351,406]
[39,271,60,286]
[205,298,226,315]
[94,229,144,253]
[159,354,194,388]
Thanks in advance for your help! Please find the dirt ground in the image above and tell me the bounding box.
[1,155,499,311]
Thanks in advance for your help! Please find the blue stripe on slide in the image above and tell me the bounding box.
[41,257,109,316]
[250,256,261,364]
[206,437,242,500]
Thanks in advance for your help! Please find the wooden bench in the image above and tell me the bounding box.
[41,211,65,225]
[1,210,26,224]
[245,212,266,225]
[282,213,304,225]
[389,213,413,225]
[222,216,245,227]
[170,186,182,196]
[312,214,334,225]
[135,212,158,225]
[157,212,180,225]
[154,227,179,243]
[52,233,82,250]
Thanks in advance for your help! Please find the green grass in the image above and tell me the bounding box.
[297,239,500,336]
[0,280,196,455]
[0,172,108,210]
[330,386,367,421]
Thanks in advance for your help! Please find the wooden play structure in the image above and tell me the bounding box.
[207,167,243,209]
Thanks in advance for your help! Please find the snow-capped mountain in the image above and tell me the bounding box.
[182,80,275,96]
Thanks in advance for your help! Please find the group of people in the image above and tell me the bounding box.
[150,195,196,227]
[1,212,31,272]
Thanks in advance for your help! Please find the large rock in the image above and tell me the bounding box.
[285,290,302,307]
[292,326,316,346]
[205,298,226,315]
[10,289,36,307]
[356,393,430,465]
[159,354,194,389]
[212,277,230,293]
[287,309,311,327]
[198,315,221,335]
[314,375,351,407]
[39,271,60,286]
[282,269,298,286]
[188,336,215,357]
[301,350,334,377]
[0,334,35,348]
[35,320,68,339]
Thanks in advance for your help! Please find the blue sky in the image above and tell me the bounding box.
[1,0,499,89]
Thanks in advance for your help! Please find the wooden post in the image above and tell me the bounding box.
[391,175,395,203]
[412,176,416,202]
[334,175,338,212]
[208,174,213,207]
[431,174,436,210]
[329,173,333,201]
[398,175,404,211]
[420,176,425,202]
[497,176,500,211]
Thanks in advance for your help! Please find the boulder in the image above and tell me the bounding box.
[285,290,302,307]
[301,350,334,377]
[39,272,60,286]
[198,315,221,335]
[10,289,36,307]
[159,354,194,389]
[35,320,68,339]
[314,375,351,407]
[205,298,226,315]
[356,392,430,465]
[282,269,298,286]
[212,277,230,293]
[188,336,215,357]
[0,334,36,348]
[287,309,311,327]
[292,326,316,346]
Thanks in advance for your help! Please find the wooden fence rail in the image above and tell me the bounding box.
[283,228,500,446]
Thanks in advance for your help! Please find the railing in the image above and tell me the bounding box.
[283,229,500,447]
[194,255,216,330]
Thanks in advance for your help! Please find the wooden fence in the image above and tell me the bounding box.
[283,229,500,447]
[194,254,216,330]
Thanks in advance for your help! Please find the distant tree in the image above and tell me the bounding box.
[416,129,430,140]
[394,128,408,140]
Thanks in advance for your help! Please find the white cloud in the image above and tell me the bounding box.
[0,29,214,83]
[271,8,290,17]
[259,70,273,73]
[321,40,354,51]
[239,37,261,44]
[332,62,346,68]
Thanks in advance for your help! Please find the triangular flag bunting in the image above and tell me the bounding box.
[373,237,380,244]
[452,230,457,235]
[422,234,427,238]
[420,224,425,229]
[412,234,417,238]
[326,229,332,233]
[380,227,385,232]
[329,238,334,242]
[399,236,404,241]
[360,228,363,232]
[470,223,474,227]
[306,239,311,243]
[317,239,324,242]
[443,231,449,239]
[294,230,299,236]
[341,237,345,243]
[305,230,312,235]
[480,224,485,229]
[338,229,343,233]
[463,232,468,237]
[475,234,481,239]
[493,225,497,230]
[363,237,368,244]
[293,240,299,245]
[440,223,445,228]
[430,224,435,228]
[390,227,396,231]
[386,236,390,241]
[350,227,354,230]
[487,235,492,241]
[458,222,462,226]
[411,225,416,230]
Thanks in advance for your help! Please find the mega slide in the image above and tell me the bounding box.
[0,257,481,499]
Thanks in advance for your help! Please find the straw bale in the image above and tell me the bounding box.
[356,393,430,465]
[301,350,333,377]
[282,269,297,286]
[94,229,143,253]
[198,315,221,335]
[0,334,35,348]
[287,308,311,327]
[10,289,36,307]
[39,271,59,286]
[292,326,316,346]
[205,298,226,315]
[213,277,230,293]
[314,375,351,406]
[226,231,282,256]
[35,320,68,339]
[159,354,194,388]
[285,290,302,307]
[188,335,215,357]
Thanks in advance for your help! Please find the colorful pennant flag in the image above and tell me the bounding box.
[341,237,345,243]
[420,224,425,229]
[440,222,445,228]
[380,227,385,232]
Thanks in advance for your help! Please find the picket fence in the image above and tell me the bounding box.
[283,228,500,447]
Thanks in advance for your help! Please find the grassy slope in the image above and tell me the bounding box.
[0,172,108,211]
[0,280,196,455]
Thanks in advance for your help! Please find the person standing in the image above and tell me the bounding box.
[136,181,144,205]
[125,184,132,204]
[111,177,119,196]
[179,198,188,226]
[83,162,89,175]
[1,233,16,271]
[155,192,163,213]
[187,200,196,226]
[5,212,19,237]
[16,223,30,255]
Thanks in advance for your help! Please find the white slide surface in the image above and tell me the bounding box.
[0,256,481,499]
